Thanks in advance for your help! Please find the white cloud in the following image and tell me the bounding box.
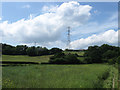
[0,2,117,49]
[71,30,118,49]
[22,4,31,9]
[0,1,92,47]
[71,13,118,36]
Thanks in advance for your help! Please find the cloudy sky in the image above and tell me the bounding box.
[0,1,118,49]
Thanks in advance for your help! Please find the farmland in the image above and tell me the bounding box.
[1,52,118,88]
[2,64,118,88]
[2,55,52,63]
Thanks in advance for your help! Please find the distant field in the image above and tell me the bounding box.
[2,55,52,63]
[64,51,84,56]
[2,64,118,88]
[1,51,84,66]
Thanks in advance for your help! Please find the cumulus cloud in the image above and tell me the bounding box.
[0,1,92,45]
[71,30,118,49]
[71,12,118,37]
[1,2,117,49]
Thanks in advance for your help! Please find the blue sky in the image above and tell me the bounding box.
[2,2,117,23]
[0,2,118,49]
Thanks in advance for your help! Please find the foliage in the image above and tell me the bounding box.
[102,50,118,59]
[116,56,120,64]
[2,44,16,55]
[84,44,119,64]
[26,46,38,56]
[49,48,62,54]
[84,45,102,63]
[2,43,62,56]
[15,45,28,55]
[49,52,80,64]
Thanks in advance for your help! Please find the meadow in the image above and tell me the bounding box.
[2,55,52,63]
[2,64,118,88]
[64,51,84,56]
[1,51,118,88]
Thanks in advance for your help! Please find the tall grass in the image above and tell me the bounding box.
[2,64,115,88]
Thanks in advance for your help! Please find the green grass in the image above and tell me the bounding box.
[2,64,117,88]
[64,51,84,56]
[2,55,118,88]
[103,65,118,88]
[2,55,52,63]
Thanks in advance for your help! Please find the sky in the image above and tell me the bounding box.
[0,1,118,49]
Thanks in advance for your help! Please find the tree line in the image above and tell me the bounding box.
[48,44,120,64]
[84,44,120,64]
[1,43,120,64]
[2,43,62,56]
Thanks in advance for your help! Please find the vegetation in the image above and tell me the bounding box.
[2,64,118,88]
[2,55,52,63]
[49,52,80,64]
[2,43,62,56]
[1,43,119,88]
[84,44,120,64]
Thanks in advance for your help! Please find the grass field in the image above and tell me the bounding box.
[1,53,118,88]
[2,64,118,88]
[2,55,52,63]
[64,51,84,56]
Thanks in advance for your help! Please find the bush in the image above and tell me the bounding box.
[74,53,79,57]
[50,48,62,54]
[64,54,80,64]
[84,44,119,64]
[49,58,65,64]
[84,45,102,63]
[84,57,92,64]
[49,52,80,64]
[108,59,115,65]
[26,46,37,56]
[103,50,117,59]
[116,56,120,64]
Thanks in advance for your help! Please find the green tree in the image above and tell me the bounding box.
[26,46,37,56]
[50,48,62,54]
[15,45,28,55]
[102,50,117,59]
[49,52,80,64]
[84,45,102,63]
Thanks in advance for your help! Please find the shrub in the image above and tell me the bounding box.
[84,57,92,64]
[49,52,80,64]
[26,46,37,56]
[103,50,117,59]
[50,48,62,54]
[108,59,115,65]
[64,54,80,64]
[49,58,65,64]
[116,56,120,64]
[84,45,102,63]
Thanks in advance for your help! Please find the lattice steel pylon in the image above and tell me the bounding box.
[34,42,36,47]
[67,26,71,49]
